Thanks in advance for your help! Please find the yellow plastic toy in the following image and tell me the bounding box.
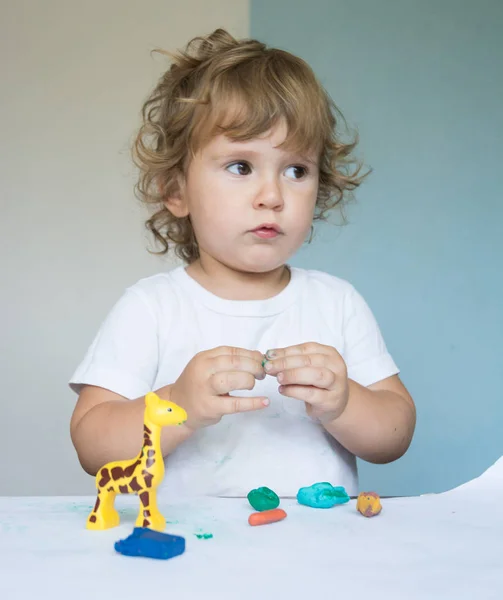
[86,392,187,531]
[356,491,382,517]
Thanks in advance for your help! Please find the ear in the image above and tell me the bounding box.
[162,174,189,218]
[163,195,189,218]
[145,392,159,408]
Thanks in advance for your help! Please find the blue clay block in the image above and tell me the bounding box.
[114,527,185,560]
[297,482,350,508]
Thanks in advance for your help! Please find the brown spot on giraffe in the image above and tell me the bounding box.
[98,469,111,487]
[93,496,101,513]
[143,519,150,527]
[144,425,152,435]
[143,510,151,517]
[146,457,155,468]
[143,437,153,447]
[139,491,150,507]
[111,466,124,480]
[130,477,141,492]
[124,460,141,478]
[147,450,155,458]
[89,515,97,523]
[143,471,153,488]
[119,485,129,494]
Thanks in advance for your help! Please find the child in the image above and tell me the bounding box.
[69,29,416,499]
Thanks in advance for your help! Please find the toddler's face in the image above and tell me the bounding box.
[173,119,319,273]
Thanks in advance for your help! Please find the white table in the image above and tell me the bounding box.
[1,460,502,600]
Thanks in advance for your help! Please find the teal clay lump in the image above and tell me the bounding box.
[247,486,280,512]
[297,482,350,508]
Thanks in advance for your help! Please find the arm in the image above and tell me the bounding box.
[323,374,416,464]
[70,384,193,476]
[70,346,268,476]
[264,343,416,465]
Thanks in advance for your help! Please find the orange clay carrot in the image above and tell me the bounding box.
[248,508,287,526]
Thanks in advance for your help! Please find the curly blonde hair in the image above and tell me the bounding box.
[133,28,367,263]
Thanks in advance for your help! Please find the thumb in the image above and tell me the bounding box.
[220,395,270,415]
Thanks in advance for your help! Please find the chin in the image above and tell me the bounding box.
[234,259,286,275]
[216,245,294,275]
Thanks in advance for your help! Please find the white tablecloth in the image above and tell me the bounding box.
[1,458,502,600]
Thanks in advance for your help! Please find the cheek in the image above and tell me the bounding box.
[188,192,232,241]
[292,189,317,221]
[184,179,213,219]
[189,178,240,224]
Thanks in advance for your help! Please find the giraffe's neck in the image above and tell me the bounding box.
[142,419,162,457]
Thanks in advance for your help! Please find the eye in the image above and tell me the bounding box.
[285,165,308,180]
[227,161,251,176]
[167,408,172,412]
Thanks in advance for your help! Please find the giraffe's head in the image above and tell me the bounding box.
[144,392,188,427]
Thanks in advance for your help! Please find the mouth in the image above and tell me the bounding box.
[251,223,283,239]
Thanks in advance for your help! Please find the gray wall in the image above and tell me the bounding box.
[3,0,501,498]
[252,0,503,495]
[1,0,250,496]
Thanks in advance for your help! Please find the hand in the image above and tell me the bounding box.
[168,346,268,430]
[263,342,349,423]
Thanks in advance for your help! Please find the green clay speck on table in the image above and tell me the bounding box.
[194,532,213,539]
[247,486,280,511]
[297,482,350,508]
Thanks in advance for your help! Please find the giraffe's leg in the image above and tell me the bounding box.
[86,488,120,530]
[135,489,165,531]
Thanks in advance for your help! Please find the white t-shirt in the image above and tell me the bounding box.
[69,266,399,499]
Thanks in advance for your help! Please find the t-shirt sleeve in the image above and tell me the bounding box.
[69,288,159,399]
[342,286,399,387]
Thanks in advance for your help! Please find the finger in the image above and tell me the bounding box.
[210,371,257,396]
[264,352,336,376]
[277,384,319,403]
[220,395,270,415]
[209,354,265,381]
[276,366,337,390]
[279,386,341,423]
[206,346,265,364]
[265,342,336,360]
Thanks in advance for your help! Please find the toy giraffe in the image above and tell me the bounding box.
[86,392,187,531]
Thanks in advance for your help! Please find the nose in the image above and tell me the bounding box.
[253,176,284,211]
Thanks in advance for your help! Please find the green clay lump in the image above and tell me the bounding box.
[247,486,280,511]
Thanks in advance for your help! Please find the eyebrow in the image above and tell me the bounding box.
[210,148,319,166]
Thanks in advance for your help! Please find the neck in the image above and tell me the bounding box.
[142,419,162,455]
[186,258,290,301]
